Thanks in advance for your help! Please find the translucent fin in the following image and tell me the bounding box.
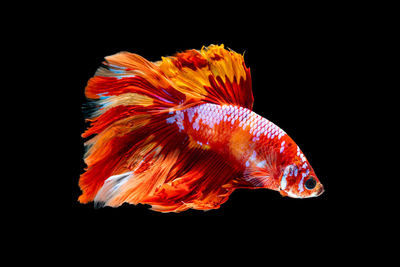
[157,44,253,109]
[79,51,188,203]
[94,146,240,212]
[79,45,253,210]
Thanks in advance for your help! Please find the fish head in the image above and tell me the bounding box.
[278,163,324,198]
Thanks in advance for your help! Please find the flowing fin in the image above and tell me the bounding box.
[94,171,133,208]
[79,47,245,211]
[157,44,253,109]
[79,111,180,203]
[94,146,240,212]
[79,51,188,203]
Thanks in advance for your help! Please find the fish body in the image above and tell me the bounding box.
[79,44,323,212]
[167,103,322,198]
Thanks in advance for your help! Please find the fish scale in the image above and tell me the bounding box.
[167,103,288,166]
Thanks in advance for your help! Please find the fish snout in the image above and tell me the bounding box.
[315,184,324,196]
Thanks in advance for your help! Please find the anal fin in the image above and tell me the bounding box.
[94,142,241,212]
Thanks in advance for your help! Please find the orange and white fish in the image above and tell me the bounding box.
[79,44,324,212]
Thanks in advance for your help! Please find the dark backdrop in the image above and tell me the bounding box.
[65,16,357,254]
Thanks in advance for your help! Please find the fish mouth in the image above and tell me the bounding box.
[314,184,324,197]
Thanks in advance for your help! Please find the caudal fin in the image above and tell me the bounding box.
[79,45,252,211]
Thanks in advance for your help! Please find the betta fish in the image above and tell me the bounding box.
[79,44,324,212]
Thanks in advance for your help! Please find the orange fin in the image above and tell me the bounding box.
[146,150,241,212]
[279,190,288,197]
[79,113,175,203]
[233,147,281,190]
[80,51,188,203]
[157,44,253,109]
[94,142,241,212]
[79,47,246,209]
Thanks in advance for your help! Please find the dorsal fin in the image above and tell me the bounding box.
[157,44,253,109]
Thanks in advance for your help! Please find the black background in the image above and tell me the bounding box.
[64,8,365,258]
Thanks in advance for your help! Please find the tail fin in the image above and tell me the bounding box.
[79,45,252,211]
[79,52,189,203]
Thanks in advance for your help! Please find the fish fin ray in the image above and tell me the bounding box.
[144,150,240,212]
[79,46,250,207]
[233,148,280,190]
[80,51,190,203]
[83,51,188,122]
[94,146,240,212]
[157,44,253,109]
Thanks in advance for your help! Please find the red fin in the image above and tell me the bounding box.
[232,148,281,190]
[146,150,240,212]
[79,113,161,203]
[84,52,187,111]
[158,44,253,109]
[280,190,288,197]
[94,140,241,212]
[79,49,243,208]
[80,51,189,203]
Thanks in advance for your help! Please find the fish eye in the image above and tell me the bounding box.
[304,177,317,190]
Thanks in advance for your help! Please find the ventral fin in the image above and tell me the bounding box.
[232,148,281,191]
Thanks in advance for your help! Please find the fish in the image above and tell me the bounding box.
[79,44,324,212]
